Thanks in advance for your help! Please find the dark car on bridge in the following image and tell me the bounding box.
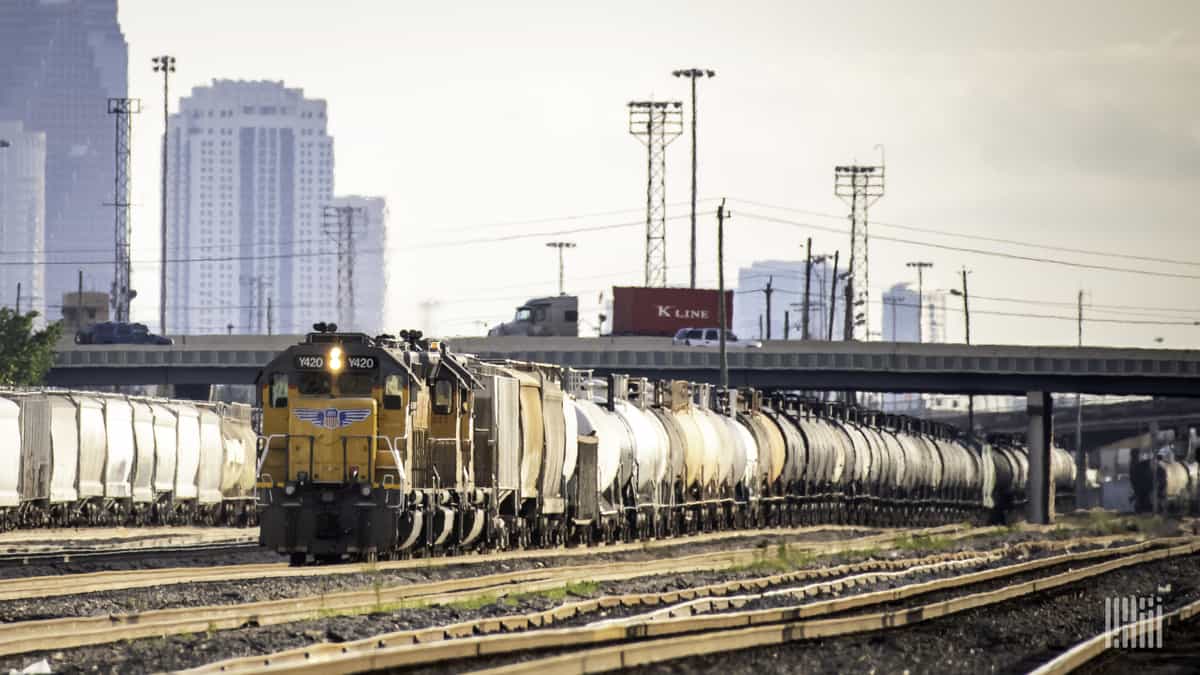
[75,322,173,346]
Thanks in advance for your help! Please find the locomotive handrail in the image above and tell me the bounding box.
[374,435,406,483]
[256,434,314,482]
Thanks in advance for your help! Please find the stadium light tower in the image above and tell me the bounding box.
[672,68,715,288]
[627,101,683,287]
[834,152,885,340]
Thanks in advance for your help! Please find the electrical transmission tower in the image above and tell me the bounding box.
[322,205,365,329]
[628,100,683,287]
[239,275,269,333]
[107,97,141,323]
[834,155,885,341]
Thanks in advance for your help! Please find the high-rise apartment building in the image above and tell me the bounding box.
[0,0,127,319]
[881,282,950,411]
[326,195,388,336]
[734,259,846,341]
[165,80,336,334]
[0,121,47,320]
[881,283,920,343]
[881,282,949,344]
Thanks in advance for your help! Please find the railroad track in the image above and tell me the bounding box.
[0,524,963,602]
[173,537,1200,675]
[0,540,262,568]
[0,524,1007,658]
[1030,597,1200,674]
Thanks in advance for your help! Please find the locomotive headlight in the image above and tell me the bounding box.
[284,483,297,496]
[360,484,372,498]
[328,346,344,372]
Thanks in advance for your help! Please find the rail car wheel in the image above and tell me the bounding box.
[289,553,306,566]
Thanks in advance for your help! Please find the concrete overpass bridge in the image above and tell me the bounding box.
[49,334,1200,525]
[49,335,1200,397]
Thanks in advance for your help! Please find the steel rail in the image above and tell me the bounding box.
[468,540,1200,675]
[178,549,1004,675]
[0,540,261,567]
[179,537,1184,675]
[0,524,970,602]
[0,526,979,658]
[1028,597,1200,674]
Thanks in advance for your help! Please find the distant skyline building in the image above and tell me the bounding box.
[0,0,127,318]
[327,195,388,336]
[0,121,47,320]
[165,80,336,334]
[881,282,950,411]
[734,259,845,341]
[881,283,919,342]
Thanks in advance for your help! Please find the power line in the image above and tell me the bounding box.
[865,298,1200,327]
[0,213,707,268]
[738,211,1200,282]
[731,197,1200,269]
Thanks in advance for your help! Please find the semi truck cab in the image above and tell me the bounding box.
[488,295,578,337]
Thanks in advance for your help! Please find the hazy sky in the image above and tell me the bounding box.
[118,0,1200,347]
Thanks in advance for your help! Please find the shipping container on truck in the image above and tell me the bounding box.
[610,286,734,337]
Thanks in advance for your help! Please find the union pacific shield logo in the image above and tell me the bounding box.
[294,408,371,429]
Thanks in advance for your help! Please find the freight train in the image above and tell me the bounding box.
[257,326,1078,563]
[0,390,257,529]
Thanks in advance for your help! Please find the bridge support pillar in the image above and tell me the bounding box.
[1026,390,1054,524]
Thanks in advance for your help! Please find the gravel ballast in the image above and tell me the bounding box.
[0,540,1139,674]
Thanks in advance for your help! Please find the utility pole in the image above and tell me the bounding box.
[763,276,774,340]
[545,241,576,295]
[905,261,933,343]
[107,97,141,323]
[717,199,729,388]
[1075,289,1087,506]
[672,68,715,288]
[152,55,176,334]
[828,250,839,341]
[77,270,83,331]
[951,268,973,434]
[267,295,274,336]
[802,238,814,340]
[834,150,885,340]
[783,310,790,340]
[239,275,267,333]
[323,205,365,329]
[15,282,20,314]
[628,100,683,287]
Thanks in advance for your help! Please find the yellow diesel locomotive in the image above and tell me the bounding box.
[256,324,481,563]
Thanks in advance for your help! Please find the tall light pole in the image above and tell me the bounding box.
[546,241,576,296]
[905,261,933,343]
[152,55,176,335]
[672,68,715,289]
[716,199,729,388]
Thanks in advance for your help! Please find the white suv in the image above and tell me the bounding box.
[672,328,762,348]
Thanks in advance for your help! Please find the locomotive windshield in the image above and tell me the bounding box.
[338,372,375,397]
[298,371,332,396]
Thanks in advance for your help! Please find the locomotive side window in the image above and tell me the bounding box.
[383,374,404,410]
[433,379,453,415]
[270,373,288,407]
[338,372,375,396]
[298,371,332,396]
